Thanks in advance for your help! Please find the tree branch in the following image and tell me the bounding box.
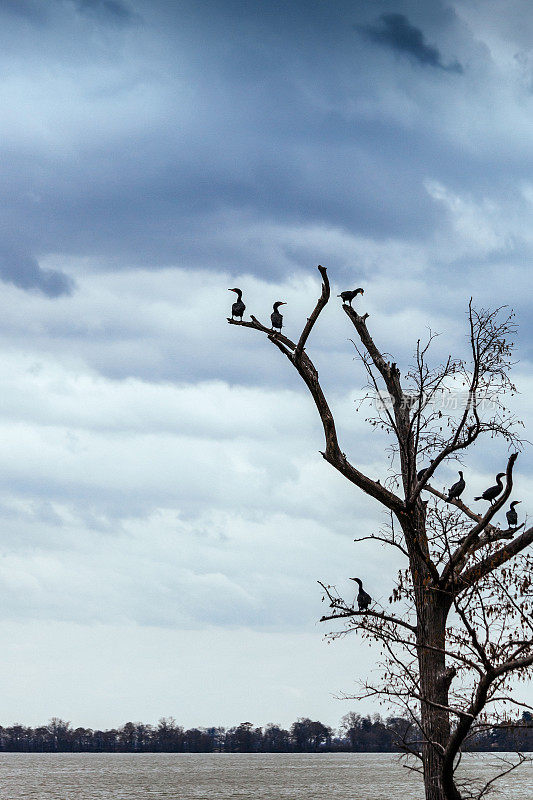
[342,305,404,404]
[228,267,404,513]
[353,534,409,558]
[442,453,518,588]
[423,485,495,530]
[459,523,533,590]
[319,607,418,633]
[318,581,417,633]
[472,523,523,552]
[294,264,329,359]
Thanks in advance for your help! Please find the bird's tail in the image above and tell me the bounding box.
[474,496,482,501]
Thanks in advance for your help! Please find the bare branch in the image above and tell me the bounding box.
[442,452,518,588]
[342,305,405,404]
[228,267,404,512]
[353,533,409,558]
[459,524,533,590]
[294,264,329,359]
[317,581,417,633]
[423,484,495,531]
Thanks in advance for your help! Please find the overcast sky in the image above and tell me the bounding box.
[1,0,533,731]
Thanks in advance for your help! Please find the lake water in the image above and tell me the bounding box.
[0,752,531,799]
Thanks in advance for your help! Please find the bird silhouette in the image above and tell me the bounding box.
[270,301,286,332]
[447,471,465,501]
[350,578,372,611]
[506,501,521,528]
[338,288,364,307]
[475,473,505,504]
[228,288,245,321]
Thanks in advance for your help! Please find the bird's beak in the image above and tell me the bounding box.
[228,288,235,292]
[280,302,287,305]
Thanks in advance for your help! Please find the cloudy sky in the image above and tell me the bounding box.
[1,0,533,731]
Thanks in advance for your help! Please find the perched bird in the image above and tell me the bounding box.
[270,301,286,332]
[350,578,372,612]
[475,473,506,504]
[417,467,430,482]
[506,501,521,528]
[338,288,364,307]
[228,288,245,321]
[447,471,465,501]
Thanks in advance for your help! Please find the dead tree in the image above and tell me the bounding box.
[227,265,532,800]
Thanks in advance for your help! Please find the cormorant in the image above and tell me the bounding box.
[350,578,372,612]
[474,473,506,504]
[506,501,521,528]
[417,467,430,482]
[447,471,465,501]
[338,288,364,307]
[270,301,286,332]
[228,288,245,321]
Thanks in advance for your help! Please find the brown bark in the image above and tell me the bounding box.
[418,595,453,800]
[400,508,453,800]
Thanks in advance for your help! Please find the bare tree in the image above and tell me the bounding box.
[228,266,533,800]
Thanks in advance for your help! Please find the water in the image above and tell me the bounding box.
[0,752,531,799]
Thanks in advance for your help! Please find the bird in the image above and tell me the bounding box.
[417,467,430,482]
[474,473,506,504]
[228,288,245,321]
[506,501,521,528]
[270,301,286,332]
[350,578,372,612]
[338,288,364,307]
[447,471,465,501]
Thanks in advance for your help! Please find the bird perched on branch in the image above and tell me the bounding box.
[228,288,245,321]
[475,472,505,504]
[338,288,364,307]
[447,471,465,501]
[350,577,372,611]
[270,301,286,332]
[417,466,430,482]
[506,501,521,528]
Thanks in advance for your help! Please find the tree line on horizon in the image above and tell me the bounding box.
[1,712,532,754]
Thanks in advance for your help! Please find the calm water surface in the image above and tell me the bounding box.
[0,752,531,800]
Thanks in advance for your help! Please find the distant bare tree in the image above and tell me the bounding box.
[228,266,533,800]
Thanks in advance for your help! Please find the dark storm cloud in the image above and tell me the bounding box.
[0,0,526,303]
[359,13,463,73]
[0,0,468,289]
[0,248,74,298]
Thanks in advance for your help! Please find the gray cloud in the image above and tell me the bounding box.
[359,13,463,73]
[0,0,482,296]
[70,0,137,24]
[0,248,74,297]
[0,0,527,303]
[1,0,47,24]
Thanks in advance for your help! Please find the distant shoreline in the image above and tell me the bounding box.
[1,713,531,754]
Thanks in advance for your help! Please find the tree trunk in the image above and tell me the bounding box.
[405,510,456,800]
[418,597,454,800]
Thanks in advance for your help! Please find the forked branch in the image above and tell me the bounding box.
[228,266,403,512]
